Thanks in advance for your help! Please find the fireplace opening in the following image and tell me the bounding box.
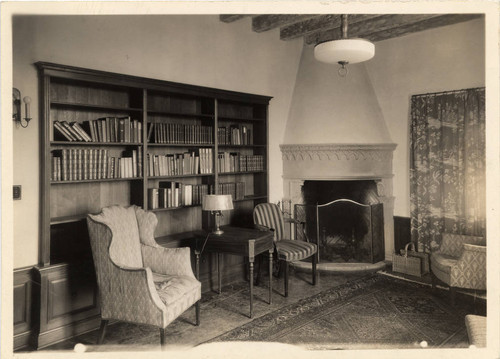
[296,180,384,264]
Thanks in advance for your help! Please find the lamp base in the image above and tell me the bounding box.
[212,229,224,235]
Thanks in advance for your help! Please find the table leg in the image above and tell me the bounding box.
[217,253,222,294]
[269,250,273,305]
[249,258,254,318]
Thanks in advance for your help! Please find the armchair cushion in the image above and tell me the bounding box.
[153,273,201,306]
[91,205,143,268]
[440,233,485,257]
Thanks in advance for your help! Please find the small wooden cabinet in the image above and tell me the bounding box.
[34,62,271,347]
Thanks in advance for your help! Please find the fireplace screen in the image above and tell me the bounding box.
[295,200,384,264]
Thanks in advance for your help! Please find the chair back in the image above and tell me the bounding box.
[253,203,285,241]
[88,205,143,268]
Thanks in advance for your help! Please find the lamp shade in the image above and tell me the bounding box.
[314,38,375,64]
[202,194,234,211]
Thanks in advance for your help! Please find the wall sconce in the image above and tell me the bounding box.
[13,88,32,128]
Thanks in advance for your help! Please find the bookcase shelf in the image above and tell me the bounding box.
[218,116,265,122]
[51,177,143,184]
[51,141,143,146]
[149,173,213,179]
[218,144,266,149]
[36,61,271,348]
[219,170,266,176]
[147,143,214,148]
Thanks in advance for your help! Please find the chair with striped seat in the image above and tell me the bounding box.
[253,203,317,297]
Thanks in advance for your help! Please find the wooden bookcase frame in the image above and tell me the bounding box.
[34,62,271,348]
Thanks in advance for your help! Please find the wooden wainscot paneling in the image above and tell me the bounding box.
[34,262,101,349]
[14,267,36,351]
[394,216,411,253]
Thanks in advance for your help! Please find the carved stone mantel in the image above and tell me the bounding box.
[280,143,397,261]
[280,143,397,162]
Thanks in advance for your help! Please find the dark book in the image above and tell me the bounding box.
[53,121,75,141]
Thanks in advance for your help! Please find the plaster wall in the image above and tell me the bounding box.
[12,15,302,268]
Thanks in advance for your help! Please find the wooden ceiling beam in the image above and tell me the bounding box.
[305,14,439,45]
[252,15,318,33]
[280,14,380,41]
[305,13,482,45]
[364,14,482,42]
[219,15,247,23]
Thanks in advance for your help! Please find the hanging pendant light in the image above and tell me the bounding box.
[314,15,375,77]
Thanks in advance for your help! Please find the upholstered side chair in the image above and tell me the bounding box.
[86,205,201,345]
[253,203,317,297]
[430,233,486,305]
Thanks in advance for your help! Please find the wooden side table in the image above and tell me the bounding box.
[193,226,274,318]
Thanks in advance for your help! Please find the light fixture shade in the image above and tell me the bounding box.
[314,39,375,64]
[202,194,234,211]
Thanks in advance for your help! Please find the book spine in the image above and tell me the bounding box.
[53,121,75,141]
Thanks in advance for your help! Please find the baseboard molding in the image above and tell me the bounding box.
[37,315,102,349]
[14,330,35,351]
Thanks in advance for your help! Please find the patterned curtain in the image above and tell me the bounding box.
[410,88,485,252]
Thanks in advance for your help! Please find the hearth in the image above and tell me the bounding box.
[296,180,384,264]
[280,143,396,262]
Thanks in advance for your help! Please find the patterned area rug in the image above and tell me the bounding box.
[209,274,478,350]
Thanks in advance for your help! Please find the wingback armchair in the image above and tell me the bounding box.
[253,203,317,297]
[86,205,201,345]
[430,233,486,305]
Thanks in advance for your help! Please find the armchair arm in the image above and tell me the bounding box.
[141,245,196,279]
[101,264,167,327]
[450,244,486,290]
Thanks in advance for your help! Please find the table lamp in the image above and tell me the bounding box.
[202,194,234,235]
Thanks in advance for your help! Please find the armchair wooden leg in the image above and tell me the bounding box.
[284,261,289,297]
[195,301,200,326]
[312,254,317,286]
[97,319,108,345]
[159,328,166,346]
[450,287,456,306]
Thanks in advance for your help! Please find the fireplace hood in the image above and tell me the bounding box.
[283,46,391,145]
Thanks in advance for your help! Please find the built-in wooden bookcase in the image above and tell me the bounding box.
[34,62,271,348]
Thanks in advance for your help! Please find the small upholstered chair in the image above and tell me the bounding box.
[86,205,201,345]
[430,233,486,305]
[465,314,486,347]
[253,203,317,297]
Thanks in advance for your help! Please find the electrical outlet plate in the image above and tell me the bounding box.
[13,185,21,200]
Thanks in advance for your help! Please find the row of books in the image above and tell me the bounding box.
[218,125,253,145]
[148,182,214,210]
[217,182,246,201]
[216,153,265,173]
[147,149,213,177]
[147,123,213,144]
[53,117,142,143]
[51,148,142,181]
